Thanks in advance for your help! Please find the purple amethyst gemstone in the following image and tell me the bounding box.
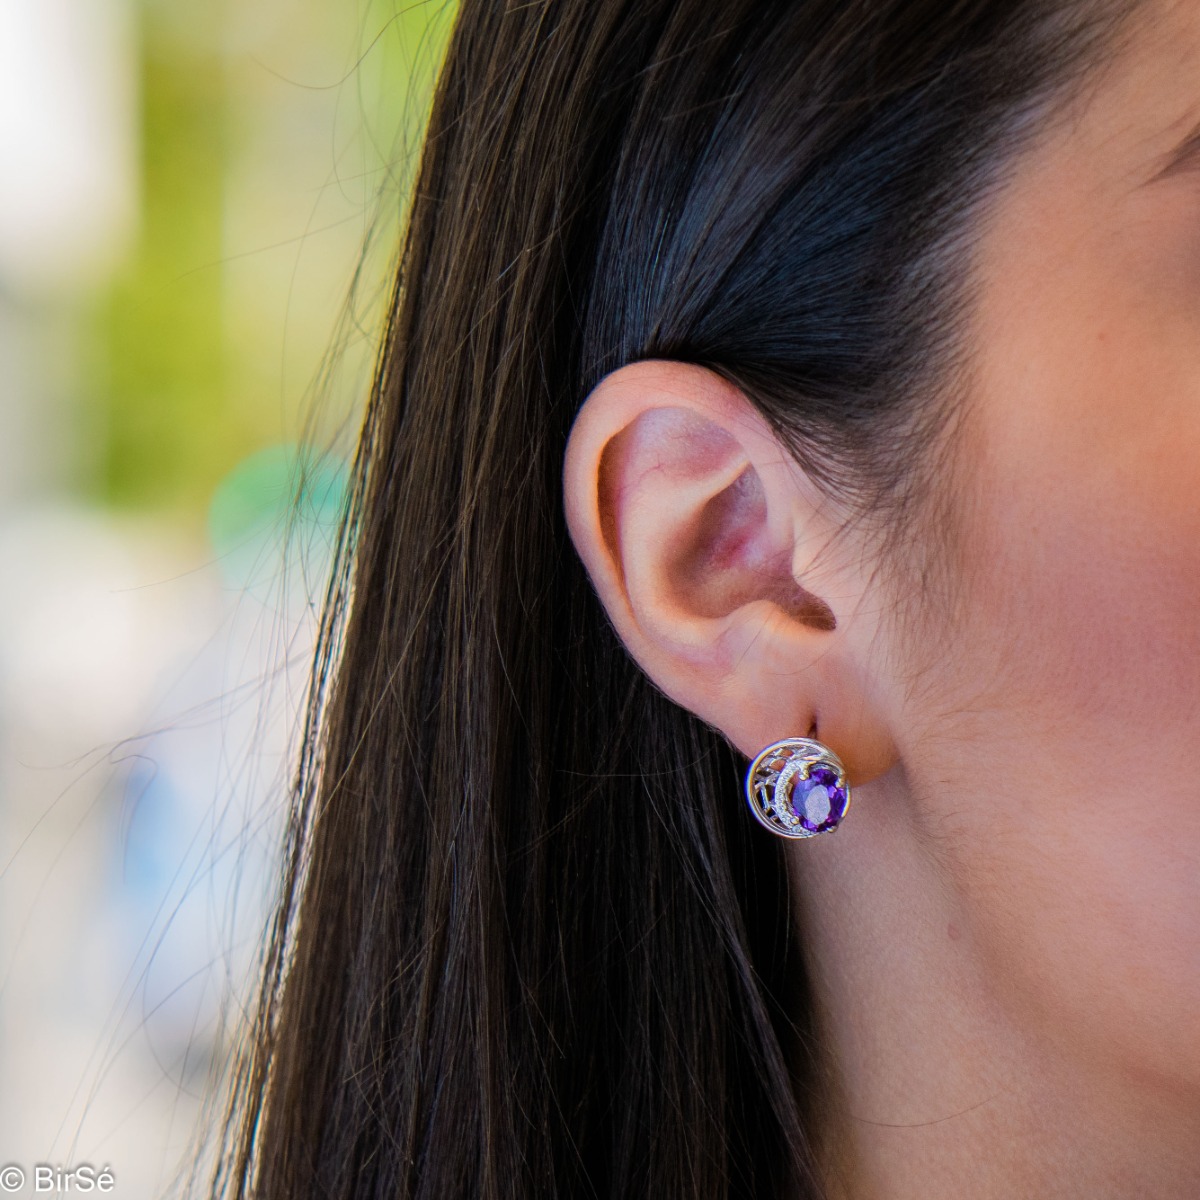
[789,765,847,834]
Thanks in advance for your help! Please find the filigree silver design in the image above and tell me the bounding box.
[743,736,851,839]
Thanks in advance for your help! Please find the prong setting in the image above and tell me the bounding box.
[744,738,850,839]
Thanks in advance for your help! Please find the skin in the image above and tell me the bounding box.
[562,2,1200,1196]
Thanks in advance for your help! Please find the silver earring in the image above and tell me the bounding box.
[744,737,850,838]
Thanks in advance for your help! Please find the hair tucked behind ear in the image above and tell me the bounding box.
[208,2,1132,1197]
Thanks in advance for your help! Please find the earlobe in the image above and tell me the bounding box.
[562,359,898,784]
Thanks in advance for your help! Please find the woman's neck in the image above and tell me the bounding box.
[788,763,1200,1200]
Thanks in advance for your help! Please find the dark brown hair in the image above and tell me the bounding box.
[208,1,1131,1196]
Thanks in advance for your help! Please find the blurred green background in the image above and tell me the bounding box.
[0,1,455,1194]
[83,0,453,520]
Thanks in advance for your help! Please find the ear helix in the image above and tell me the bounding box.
[744,737,851,838]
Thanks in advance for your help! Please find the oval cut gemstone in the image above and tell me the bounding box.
[789,765,847,833]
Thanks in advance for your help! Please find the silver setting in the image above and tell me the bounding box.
[743,736,850,839]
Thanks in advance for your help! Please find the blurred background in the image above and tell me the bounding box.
[0,0,454,1193]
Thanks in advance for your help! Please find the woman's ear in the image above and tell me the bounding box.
[562,359,898,785]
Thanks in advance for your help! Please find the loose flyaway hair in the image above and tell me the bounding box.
[208,2,1132,1197]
